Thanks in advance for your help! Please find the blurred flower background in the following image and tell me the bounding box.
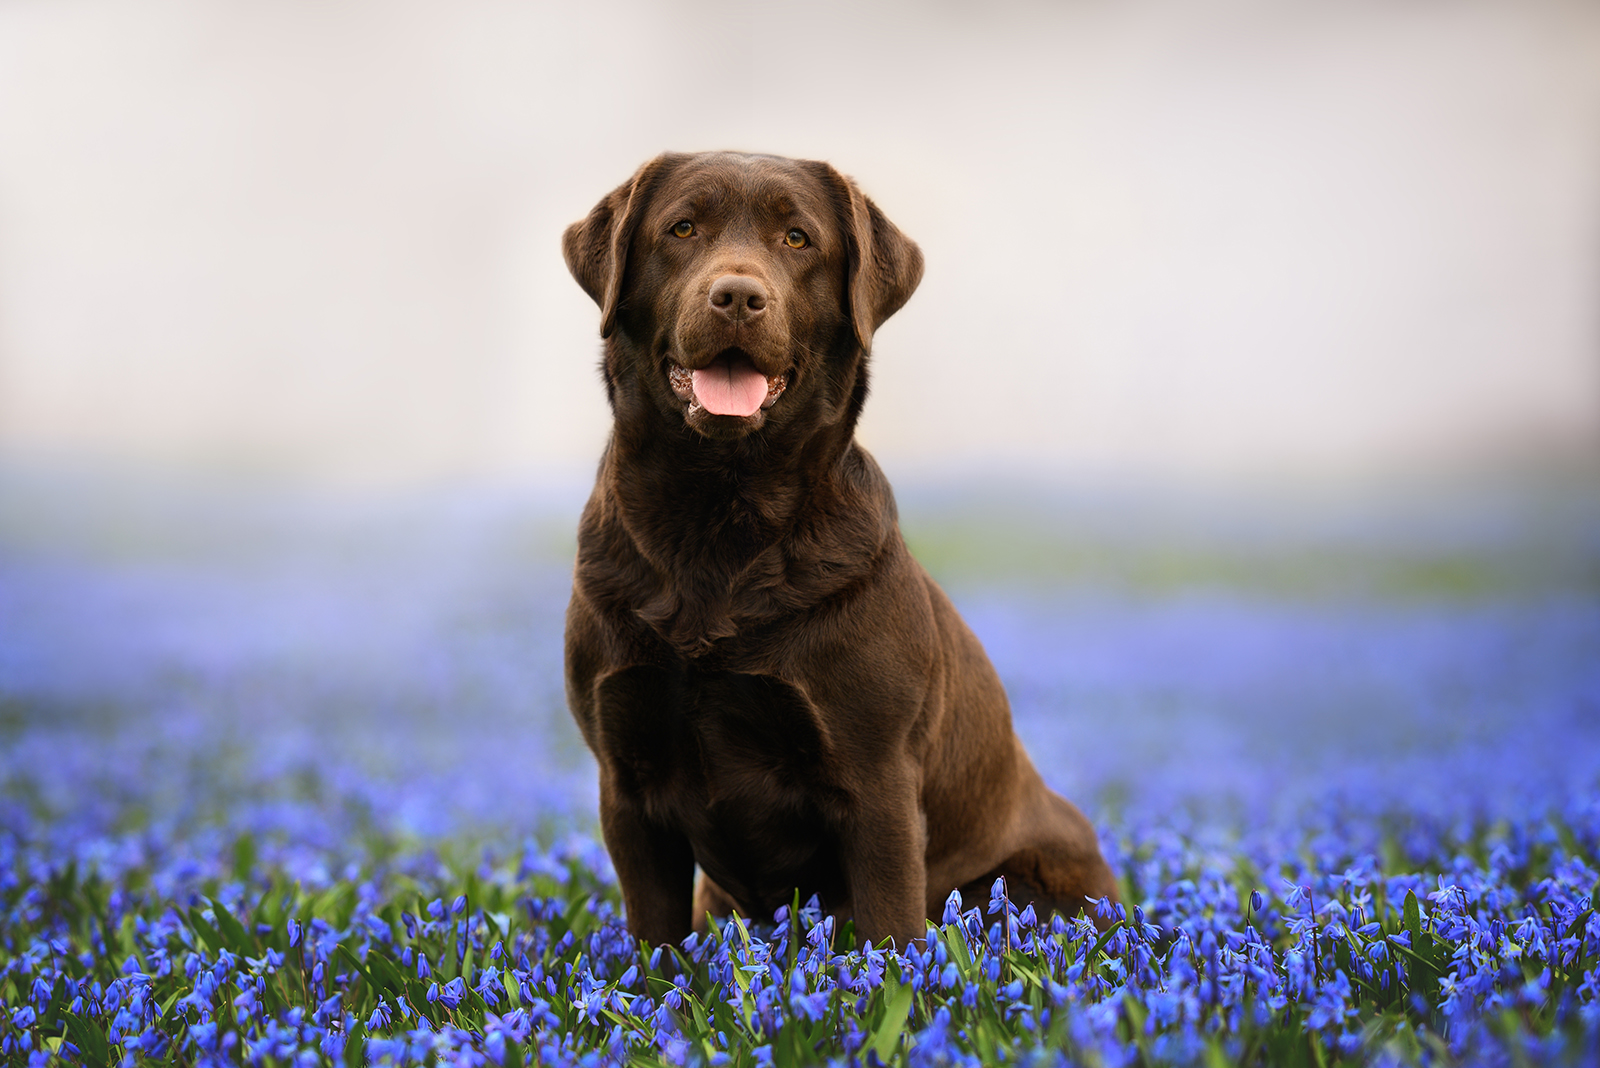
[1,2,1599,1062]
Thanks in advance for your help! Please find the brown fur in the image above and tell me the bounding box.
[562,151,1116,948]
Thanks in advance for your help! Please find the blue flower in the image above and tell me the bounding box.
[988,877,1010,916]
[943,890,964,927]
[434,977,466,1011]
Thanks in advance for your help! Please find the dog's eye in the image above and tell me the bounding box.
[785,228,809,249]
[672,220,695,239]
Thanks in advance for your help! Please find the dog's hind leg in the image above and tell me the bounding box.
[957,788,1119,930]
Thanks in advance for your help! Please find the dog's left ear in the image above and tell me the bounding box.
[564,154,682,339]
[812,163,925,352]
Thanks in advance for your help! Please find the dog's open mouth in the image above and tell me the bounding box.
[669,350,789,418]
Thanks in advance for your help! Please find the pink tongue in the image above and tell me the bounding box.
[691,354,769,417]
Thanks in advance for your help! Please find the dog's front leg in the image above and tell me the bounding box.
[841,761,928,949]
[599,775,696,948]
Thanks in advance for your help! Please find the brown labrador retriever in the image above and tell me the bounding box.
[563,151,1116,949]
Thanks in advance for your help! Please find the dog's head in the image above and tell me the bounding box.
[564,152,923,442]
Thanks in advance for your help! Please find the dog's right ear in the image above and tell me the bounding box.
[563,154,680,339]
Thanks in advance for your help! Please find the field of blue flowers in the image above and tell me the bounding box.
[2,467,1598,1066]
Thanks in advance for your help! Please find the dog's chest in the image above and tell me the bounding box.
[595,664,836,835]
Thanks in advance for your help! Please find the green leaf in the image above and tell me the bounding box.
[58,1009,111,1066]
[942,924,973,969]
[1122,994,1146,1034]
[1006,954,1042,986]
[441,926,461,983]
[209,897,258,956]
[336,944,375,995]
[344,1020,368,1067]
[686,991,711,1033]
[116,913,141,963]
[1089,920,1125,962]
[787,889,802,975]
[187,907,223,957]
[869,979,914,1064]
[365,949,408,997]
[231,834,257,882]
[1310,1030,1329,1068]
[1402,891,1422,939]
[728,912,752,949]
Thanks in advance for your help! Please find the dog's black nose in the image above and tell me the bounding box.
[709,275,768,322]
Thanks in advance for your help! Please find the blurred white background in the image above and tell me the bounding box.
[1,0,1597,487]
